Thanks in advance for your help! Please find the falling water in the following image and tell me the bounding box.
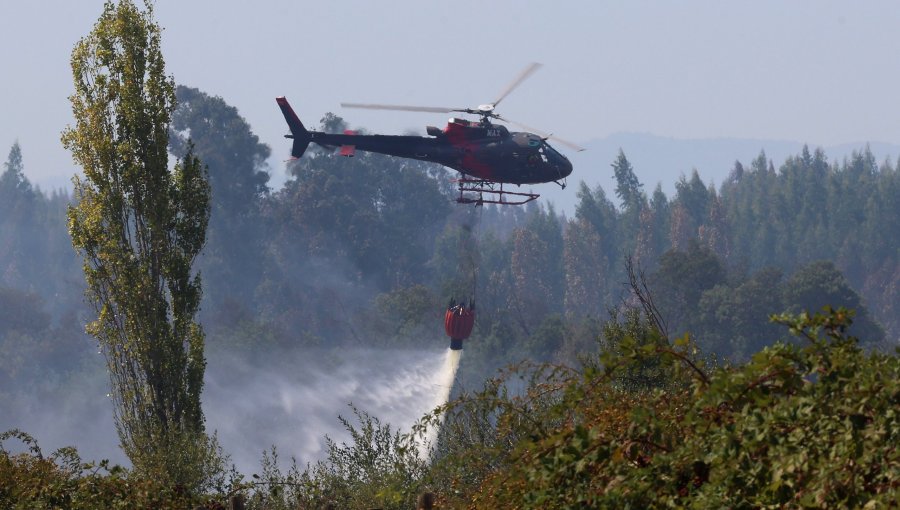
[202,346,462,473]
[422,348,462,460]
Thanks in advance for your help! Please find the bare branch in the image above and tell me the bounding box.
[625,256,669,339]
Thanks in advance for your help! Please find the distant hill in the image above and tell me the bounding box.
[540,133,900,216]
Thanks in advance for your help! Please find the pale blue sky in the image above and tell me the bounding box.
[3,1,900,194]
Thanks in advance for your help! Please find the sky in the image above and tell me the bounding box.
[4,1,900,197]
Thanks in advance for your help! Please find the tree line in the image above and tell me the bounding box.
[2,83,897,384]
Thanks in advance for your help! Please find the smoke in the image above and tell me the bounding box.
[0,359,127,466]
[204,346,454,473]
[2,345,461,476]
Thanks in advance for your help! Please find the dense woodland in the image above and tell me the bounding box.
[1,85,897,382]
[2,82,899,507]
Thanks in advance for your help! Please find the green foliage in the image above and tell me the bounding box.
[61,0,216,489]
[612,149,645,257]
[431,308,899,508]
[563,217,608,318]
[596,307,685,392]
[0,142,32,203]
[612,149,644,212]
[0,143,81,310]
[674,169,710,228]
[371,284,441,346]
[431,220,480,302]
[652,240,726,335]
[9,307,893,507]
[278,120,450,289]
[170,85,271,322]
[696,266,784,358]
[574,181,618,269]
[523,314,567,360]
[693,261,886,357]
[784,260,885,345]
[0,430,217,509]
[426,361,579,508]
[241,406,428,510]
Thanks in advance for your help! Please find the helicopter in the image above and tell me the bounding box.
[276,63,583,205]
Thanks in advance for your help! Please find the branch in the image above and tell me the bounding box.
[655,347,711,387]
[625,256,669,339]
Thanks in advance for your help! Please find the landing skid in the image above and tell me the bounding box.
[454,178,539,206]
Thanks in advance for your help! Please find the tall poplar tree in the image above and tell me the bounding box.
[61,0,215,487]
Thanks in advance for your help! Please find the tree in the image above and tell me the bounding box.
[652,241,726,336]
[634,185,672,271]
[575,182,617,251]
[523,314,567,361]
[612,149,644,212]
[673,169,709,231]
[611,150,645,260]
[0,142,37,289]
[524,204,565,307]
[697,188,729,263]
[783,261,885,345]
[668,201,693,252]
[61,0,217,488]
[510,227,549,331]
[574,182,619,278]
[695,267,784,358]
[563,218,607,317]
[274,113,450,291]
[170,86,271,324]
[0,142,32,203]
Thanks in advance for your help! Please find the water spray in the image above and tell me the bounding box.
[423,347,462,460]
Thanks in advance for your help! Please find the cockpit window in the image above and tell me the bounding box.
[528,138,541,148]
[542,142,566,159]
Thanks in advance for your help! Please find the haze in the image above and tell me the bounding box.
[4,0,900,204]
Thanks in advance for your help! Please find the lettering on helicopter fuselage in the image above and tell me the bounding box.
[486,129,501,137]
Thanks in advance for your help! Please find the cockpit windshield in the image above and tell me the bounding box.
[542,141,567,160]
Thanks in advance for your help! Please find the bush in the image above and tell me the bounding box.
[240,406,428,510]
[430,307,900,508]
[0,429,220,509]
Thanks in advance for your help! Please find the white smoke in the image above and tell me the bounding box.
[2,346,459,475]
[204,346,461,472]
[0,360,126,466]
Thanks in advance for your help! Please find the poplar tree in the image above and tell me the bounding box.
[61,0,215,488]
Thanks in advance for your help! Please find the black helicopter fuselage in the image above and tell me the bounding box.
[277,97,572,185]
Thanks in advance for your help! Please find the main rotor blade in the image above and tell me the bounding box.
[491,62,543,108]
[340,102,457,114]
[498,115,586,152]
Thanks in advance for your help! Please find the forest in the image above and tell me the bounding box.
[1,2,899,507]
[1,88,896,381]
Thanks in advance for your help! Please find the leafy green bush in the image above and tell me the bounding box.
[430,307,899,508]
[0,430,220,509]
[239,406,428,510]
[5,308,896,508]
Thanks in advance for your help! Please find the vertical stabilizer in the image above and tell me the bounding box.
[276,97,312,158]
